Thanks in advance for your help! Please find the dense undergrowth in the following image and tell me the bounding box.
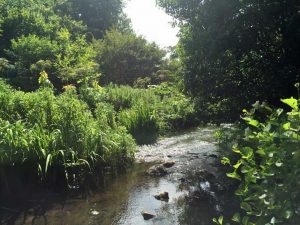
[80,82,197,144]
[0,75,196,194]
[215,85,300,225]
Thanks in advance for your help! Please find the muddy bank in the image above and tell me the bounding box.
[0,126,239,225]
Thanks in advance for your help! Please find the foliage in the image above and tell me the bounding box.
[79,83,196,143]
[0,0,98,90]
[219,86,300,224]
[94,29,166,85]
[0,79,135,191]
[150,82,196,131]
[118,104,159,144]
[56,0,125,39]
[158,0,300,121]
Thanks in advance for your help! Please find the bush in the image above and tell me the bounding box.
[219,86,300,225]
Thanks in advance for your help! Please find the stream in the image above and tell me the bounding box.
[0,126,238,225]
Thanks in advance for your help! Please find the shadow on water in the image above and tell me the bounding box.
[0,126,239,225]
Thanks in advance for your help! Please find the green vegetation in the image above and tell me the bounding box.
[215,86,300,225]
[94,29,165,85]
[0,0,299,223]
[157,1,300,223]
[0,76,136,192]
[158,0,300,121]
[0,0,195,194]
[80,83,196,144]
[0,72,195,192]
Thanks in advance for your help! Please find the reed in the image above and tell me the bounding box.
[0,82,136,192]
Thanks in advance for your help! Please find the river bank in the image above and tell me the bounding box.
[0,126,239,225]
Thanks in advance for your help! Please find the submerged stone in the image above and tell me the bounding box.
[162,161,175,168]
[154,192,169,201]
[146,165,168,176]
[141,211,155,220]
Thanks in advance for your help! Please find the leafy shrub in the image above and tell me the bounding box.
[219,87,300,225]
[151,83,197,132]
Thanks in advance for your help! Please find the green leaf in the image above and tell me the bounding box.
[241,202,252,212]
[242,216,249,225]
[232,213,241,222]
[45,154,52,175]
[233,160,242,169]
[218,216,224,224]
[282,122,291,130]
[284,210,292,219]
[227,171,241,180]
[259,193,267,199]
[221,157,231,165]
[270,217,276,224]
[281,97,298,110]
[256,148,266,156]
[241,147,253,159]
[248,119,259,127]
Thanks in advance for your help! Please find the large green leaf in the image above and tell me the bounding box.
[281,98,298,110]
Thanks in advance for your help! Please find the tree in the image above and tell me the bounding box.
[0,0,98,90]
[94,29,165,85]
[56,0,125,39]
[157,0,300,121]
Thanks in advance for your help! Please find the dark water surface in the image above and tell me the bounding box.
[0,127,238,225]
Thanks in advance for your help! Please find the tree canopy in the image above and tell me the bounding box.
[94,29,166,85]
[0,0,136,90]
[158,0,300,121]
[56,0,125,39]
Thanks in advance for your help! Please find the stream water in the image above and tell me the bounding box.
[0,126,238,225]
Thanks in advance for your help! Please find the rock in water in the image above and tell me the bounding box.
[141,211,155,220]
[162,161,175,168]
[208,154,218,159]
[146,165,168,176]
[154,192,169,201]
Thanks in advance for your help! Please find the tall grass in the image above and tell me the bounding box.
[0,82,136,193]
[0,79,196,194]
[80,83,197,143]
[118,104,159,144]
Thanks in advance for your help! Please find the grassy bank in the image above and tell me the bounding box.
[0,77,197,194]
[80,82,197,144]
